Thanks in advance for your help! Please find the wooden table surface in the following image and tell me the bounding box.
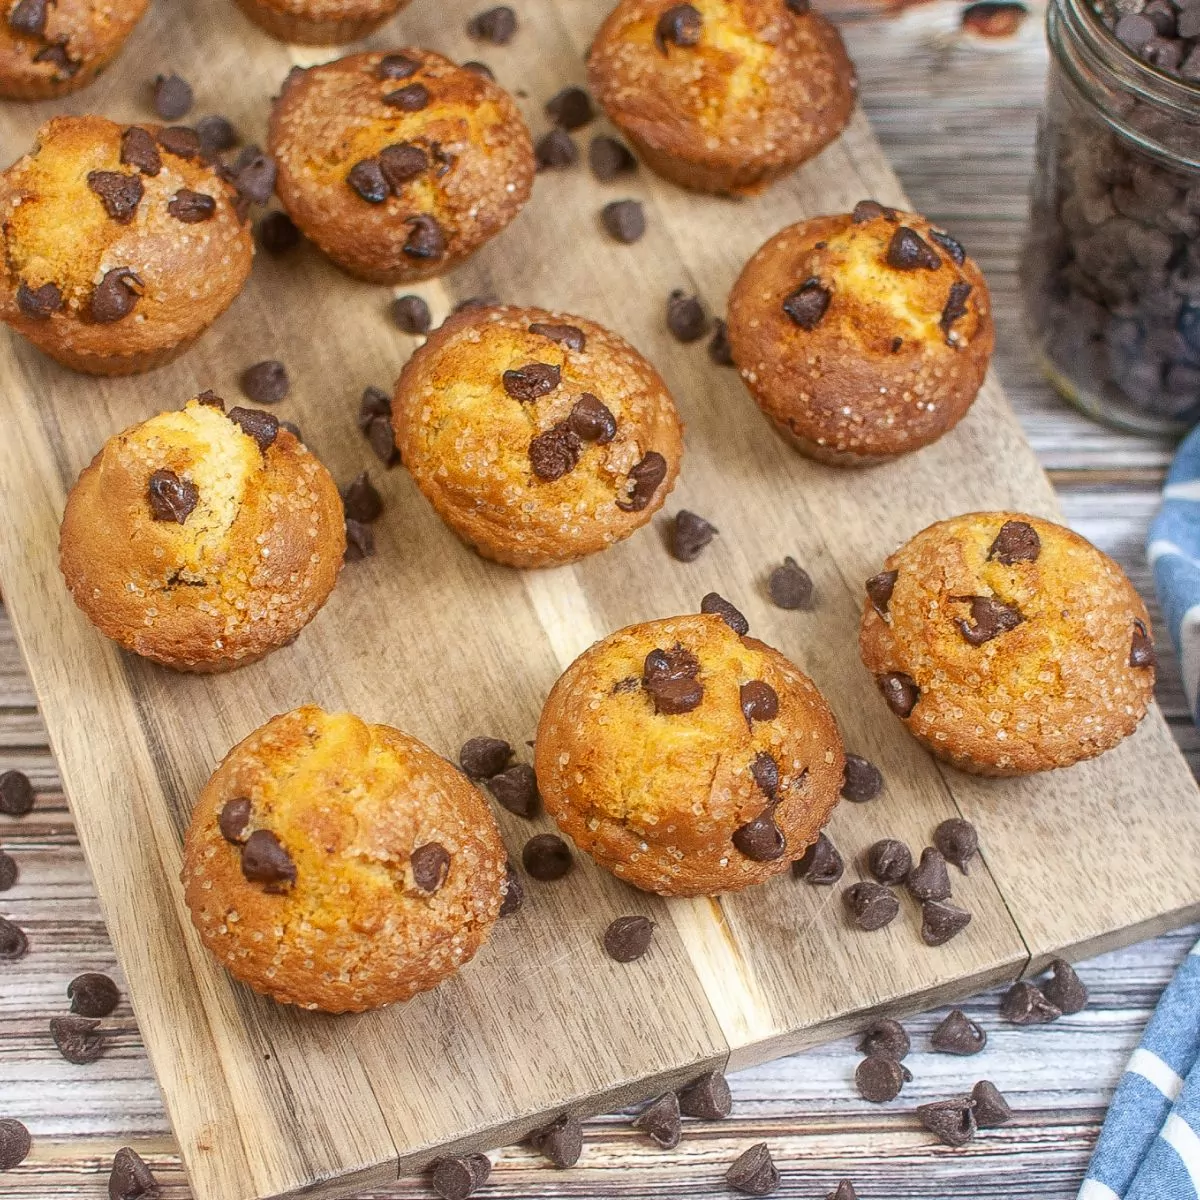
[2,3,1198,1197]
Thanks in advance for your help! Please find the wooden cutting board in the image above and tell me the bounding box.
[0,0,1198,1197]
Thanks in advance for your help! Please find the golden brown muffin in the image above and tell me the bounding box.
[0,116,254,375]
[726,202,995,465]
[586,0,856,196]
[59,396,345,673]
[393,304,684,568]
[0,0,148,99]
[232,0,409,43]
[536,607,845,895]
[268,51,534,285]
[183,706,508,1012]
[859,512,1156,776]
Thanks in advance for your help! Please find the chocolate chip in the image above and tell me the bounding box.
[655,2,703,51]
[240,829,296,891]
[0,851,16,892]
[530,1113,582,1167]
[726,1142,779,1196]
[335,472,381,525]
[453,294,494,314]
[467,3,516,41]
[782,278,831,329]
[218,797,251,843]
[671,510,717,562]
[907,847,951,902]
[0,915,28,960]
[700,591,748,634]
[999,980,1061,1024]
[8,0,46,35]
[634,1092,681,1147]
[886,226,942,270]
[826,1183,858,1200]
[487,763,541,817]
[589,134,637,181]
[858,1018,910,1060]
[617,451,668,511]
[157,125,202,159]
[230,147,276,204]
[918,1097,977,1147]
[851,199,897,223]
[603,914,654,962]
[109,1146,159,1200]
[379,142,429,191]
[733,809,785,861]
[529,424,582,481]
[877,672,919,718]
[348,159,388,203]
[957,595,1023,645]
[600,199,645,243]
[90,268,142,323]
[379,53,420,79]
[459,736,512,779]
[740,680,779,723]
[358,385,390,430]
[565,394,616,444]
[1115,10,1156,48]
[843,881,899,931]
[50,1014,105,1064]
[767,556,813,610]
[934,818,978,873]
[855,1054,905,1103]
[228,406,279,452]
[431,1154,491,1200]
[545,85,593,129]
[1131,618,1156,667]
[366,414,400,466]
[197,389,225,409]
[500,861,524,916]
[147,468,198,524]
[792,832,842,884]
[120,127,161,175]
[343,519,375,562]
[940,281,973,336]
[841,754,882,802]
[708,318,734,366]
[642,643,703,715]
[462,59,495,79]
[257,211,300,254]
[679,1070,732,1119]
[67,973,119,1018]
[411,842,450,892]
[86,171,143,224]
[536,128,578,170]
[931,1008,988,1055]
[922,899,972,946]
[988,519,1040,564]
[866,839,912,884]
[526,323,582,353]
[523,833,572,880]
[0,1120,30,1172]
[167,188,217,223]
[153,73,193,120]
[666,289,708,342]
[0,770,35,816]
[930,228,967,265]
[32,41,77,74]
[403,213,446,260]
[196,114,238,155]
[384,83,430,110]
[865,570,898,617]
[749,753,778,800]
[972,1080,1012,1128]
[1042,958,1088,1014]
[391,294,432,334]
[240,359,289,405]
[16,280,62,320]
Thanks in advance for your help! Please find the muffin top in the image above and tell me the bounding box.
[268,50,534,278]
[0,115,252,360]
[393,304,683,565]
[859,512,1156,774]
[183,706,508,1011]
[587,0,855,178]
[59,397,345,669]
[253,0,397,19]
[536,612,844,895]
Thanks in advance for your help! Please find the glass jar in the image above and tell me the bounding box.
[1020,0,1200,436]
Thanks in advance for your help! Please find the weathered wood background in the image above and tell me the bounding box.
[2,0,1198,1197]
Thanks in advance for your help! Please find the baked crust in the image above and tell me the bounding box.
[0,115,253,375]
[59,398,345,672]
[268,51,534,284]
[726,206,995,464]
[587,0,856,196]
[182,706,507,1012]
[536,613,845,896]
[232,0,409,43]
[858,511,1156,776]
[393,304,684,567]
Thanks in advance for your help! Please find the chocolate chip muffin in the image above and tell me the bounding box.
[587,0,856,195]
[0,0,149,99]
[859,512,1156,775]
[535,607,845,895]
[233,0,409,43]
[59,396,345,672]
[183,706,508,1012]
[726,201,994,465]
[393,304,684,567]
[0,116,253,375]
[268,51,534,284]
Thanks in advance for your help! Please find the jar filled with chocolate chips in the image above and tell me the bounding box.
[1020,0,1200,434]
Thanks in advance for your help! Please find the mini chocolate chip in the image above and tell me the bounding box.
[934,818,979,873]
[523,833,572,880]
[866,839,912,884]
[86,171,144,224]
[196,114,238,155]
[384,83,430,110]
[379,53,420,79]
[666,289,708,342]
[536,128,577,170]
[168,188,217,223]
[0,1120,30,1172]
[740,680,779,723]
[671,510,717,562]
[1131,619,1156,668]
[940,281,973,336]
[529,321,585,351]
[589,134,637,182]
[500,861,524,916]
[16,280,62,320]
[972,1080,1012,1128]
[856,1054,905,1102]
[109,1146,159,1200]
[733,809,785,861]
[404,214,447,259]
[157,125,202,159]
[930,228,966,265]
[1042,959,1088,1014]
[843,881,899,931]
[700,591,748,634]
[391,294,432,334]
[600,199,645,243]
[782,278,831,329]
[411,842,451,892]
[750,751,778,798]
[240,359,289,404]
[840,754,882,802]
[865,570,898,617]
[679,1070,732,1119]
[999,980,1061,1024]
[348,159,388,203]
[379,142,429,191]
[487,763,541,817]
[931,1008,988,1055]
[709,318,735,366]
[50,1014,105,1064]
[153,73,193,120]
[655,2,703,51]
[907,847,951,902]
[8,0,46,35]
[0,850,16,892]
[231,147,276,203]
[642,643,703,715]
[459,736,512,779]
[792,833,843,884]
[726,1142,779,1196]
[0,770,35,816]
[0,915,28,959]
[858,1018,910,1060]
[851,199,897,223]
[120,127,161,175]
[431,1153,491,1200]
[878,672,919,718]
[228,406,279,452]
[922,899,972,946]
[545,85,593,129]
[617,451,668,511]
[467,3,516,41]
[530,1113,582,1167]
[218,797,252,844]
[604,914,655,962]
[567,394,616,443]
[147,468,198,524]
[343,518,375,562]
[529,424,582,481]
[257,211,300,254]
[68,973,119,1018]
[886,226,941,270]
[240,829,296,891]
[988,519,1040,564]
[366,414,400,466]
[767,556,813,610]
[918,1097,976,1147]
[634,1092,681,1147]
[90,268,142,323]
[891,336,903,352]
[339,471,384,524]
[957,595,1022,645]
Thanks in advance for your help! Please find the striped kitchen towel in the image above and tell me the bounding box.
[1079,938,1200,1199]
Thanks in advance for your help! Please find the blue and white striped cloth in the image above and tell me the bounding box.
[1079,939,1200,1199]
